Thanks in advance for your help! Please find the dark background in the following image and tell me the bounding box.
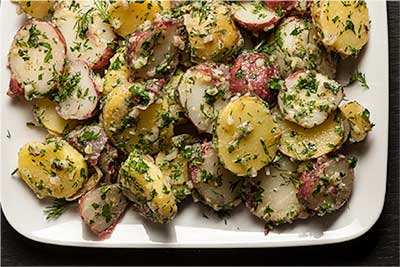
[1,2,399,266]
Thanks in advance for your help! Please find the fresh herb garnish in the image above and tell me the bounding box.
[44,198,69,220]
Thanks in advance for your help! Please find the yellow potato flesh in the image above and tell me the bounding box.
[216,96,280,176]
[278,112,346,161]
[108,0,171,37]
[18,140,87,199]
[340,101,372,142]
[20,0,55,19]
[33,99,77,135]
[103,49,131,96]
[312,0,369,57]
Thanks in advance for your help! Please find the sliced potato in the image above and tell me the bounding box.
[18,139,87,199]
[311,0,370,57]
[278,70,344,128]
[267,16,337,78]
[244,155,308,225]
[67,166,103,201]
[178,63,231,133]
[215,96,280,177]
[19,0,56,19]
[340,101,373,143]
[103,46,131,96]
[297,155,355,216]
[278,111,347,161]
[119,152,177,223]
[8,20,66,99]
[108,0,171,37]
[189,142,242,211]
[183,1,243,63]
[155,134,196,203]
[33,98,77,135]
[79,184,128,238]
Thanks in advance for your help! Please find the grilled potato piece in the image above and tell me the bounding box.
[311,0,370,57]
[18,139,87,199]
[340,101,373,143]
[215,96,280,177]
[119,152,177,223]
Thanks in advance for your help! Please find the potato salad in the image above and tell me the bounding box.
[9,0,373,238]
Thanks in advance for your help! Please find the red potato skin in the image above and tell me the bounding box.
[193,63,230,88]
[92,47,115,71]
[233,16,280,33]
[264,0,296,11]
[7,79,24,97]
[230,52,281,104]
[78,191,128,240]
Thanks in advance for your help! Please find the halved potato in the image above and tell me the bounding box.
[215,96,280,177]
[119,152,177,223]
[108,0,171,37]
[340,101,373,143]
[311,0,370,57]
[18,139,87,199]
[183,1,243,63]
[33,98,77,135]
[277,111,348,161]
[19,0,56,19]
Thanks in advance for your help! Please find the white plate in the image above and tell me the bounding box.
[0,0,389,248]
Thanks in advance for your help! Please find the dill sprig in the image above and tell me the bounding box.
[44,198,69,220]
[347,70,369,89]
[94,0,110,22]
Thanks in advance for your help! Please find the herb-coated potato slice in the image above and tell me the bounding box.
[98,143,120,184]
[278,70,344,128]
[232,1,282,33]
[311,0,370,57]
[297,155,355,216]
[155,134,197,203]
[119,153,177,224]
[127,19,181,79]
[33,98,77,135]
[53,4,116,70]
[79,184,128,238]
[108,0,171,37]
[340,101,373,143]
[215,96,280,177]
[230,52,281,104]
[103,46,131,96]
[178,63,231,133]
[67,166,103,201]
[19,0,56,19]
[183,1,243,63]
[162,69,187,125]
[18,139,88,199]
[189,142,242,211]
[267,16,337,78]
[56,60,99,120]
[244,155,308,225]
[277,111,347,161]
[8,20,66,99]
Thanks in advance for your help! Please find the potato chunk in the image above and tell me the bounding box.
[103,47,131,96]
[311,0,370,57]
[183,1,243,63]
[19,0,55,19]
[18,139,87,199]
[340,101,373,143]
[277,111,348,161]
[108,0,171,37]
[215,96,280,177]
[119,152,177,223]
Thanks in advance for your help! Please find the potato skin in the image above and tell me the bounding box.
[18,139,87,199]
[230,52,281,104]
[311,0,370,57]
[119,153,177,224]
[183,1,243,63]
[297,155,354,216]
